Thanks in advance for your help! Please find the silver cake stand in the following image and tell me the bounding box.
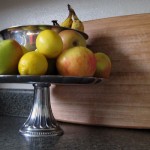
[0,75,101,137]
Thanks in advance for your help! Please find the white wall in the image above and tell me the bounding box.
[1,0,150,31]
[0,0,150,89]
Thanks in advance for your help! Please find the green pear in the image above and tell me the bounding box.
[0,40,23,74]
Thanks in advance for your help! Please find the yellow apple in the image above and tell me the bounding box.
[56,46,96,77]
[94,52,111,78]
[59,30,86,51]
[0,39,23,74]
[18,51,48,75]
[36,30,63,58]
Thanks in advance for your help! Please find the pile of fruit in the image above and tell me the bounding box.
[0,5,111,78]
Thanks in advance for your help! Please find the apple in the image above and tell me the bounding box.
[59,30,86,51]
[36,29,63,58]
[94,52,111,78]
[0,39,23,74]
[56,46,96,77]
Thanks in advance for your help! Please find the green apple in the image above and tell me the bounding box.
[94,52,111,78]
[56,46,96,77]
[0,39,23,74]
[59,30,86,51]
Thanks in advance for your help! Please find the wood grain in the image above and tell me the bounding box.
[51,13,150,129]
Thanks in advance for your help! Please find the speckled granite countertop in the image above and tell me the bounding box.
[0,89,33,117]
[0,116,150,150]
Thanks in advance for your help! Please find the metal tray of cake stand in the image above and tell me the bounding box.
[0,75,102,137]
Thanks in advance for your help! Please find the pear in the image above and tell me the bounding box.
[0,39,23,74]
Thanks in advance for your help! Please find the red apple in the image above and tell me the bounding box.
[56,46,96,77]
[59,30,86,51]
[94,52,111,78]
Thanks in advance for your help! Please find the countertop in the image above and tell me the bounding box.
[0,116,150,150]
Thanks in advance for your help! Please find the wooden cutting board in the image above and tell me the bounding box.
[51,13,150,129]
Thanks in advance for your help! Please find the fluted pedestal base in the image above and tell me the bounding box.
[19,83,63,137]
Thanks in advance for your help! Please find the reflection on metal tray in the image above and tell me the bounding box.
[0,25,88,51]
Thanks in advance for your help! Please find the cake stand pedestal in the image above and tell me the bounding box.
[0,75,101,137]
